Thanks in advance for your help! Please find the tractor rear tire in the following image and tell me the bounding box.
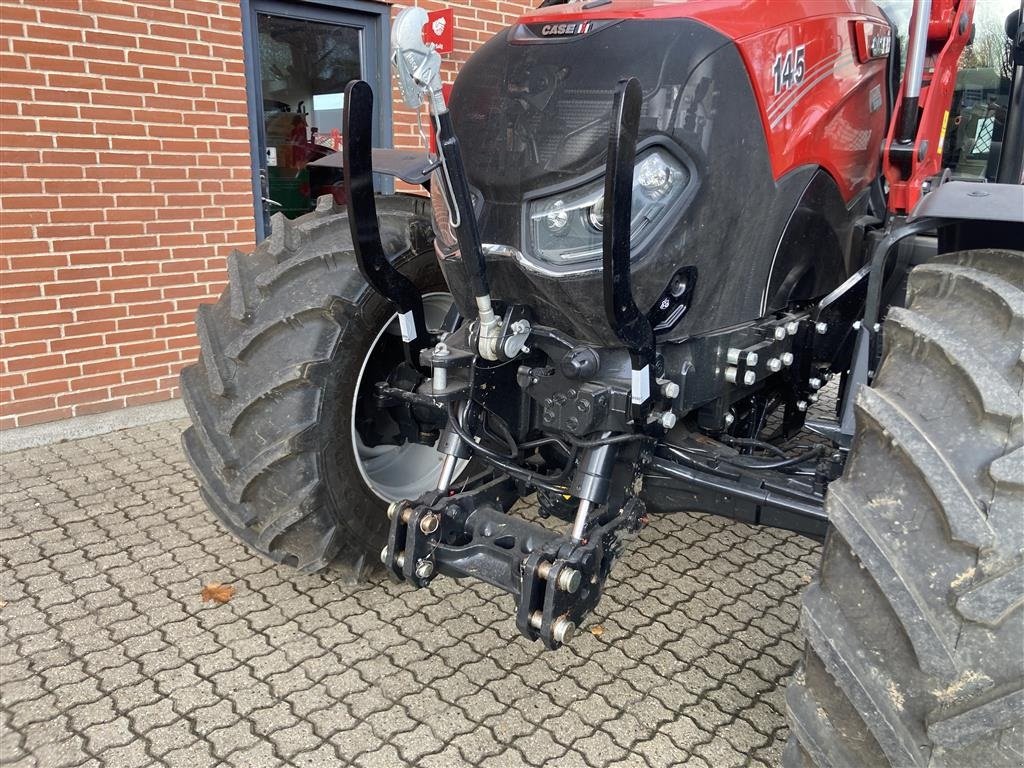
[785,249,1024,767]
[181,195,444,575]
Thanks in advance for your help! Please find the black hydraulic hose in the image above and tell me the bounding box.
[446,403,569,494]
[722,445,826,471]
[564,432,648,449]
[434,111,489,298]
[720,436,788,459]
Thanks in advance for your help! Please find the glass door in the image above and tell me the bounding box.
[243,0,390,238]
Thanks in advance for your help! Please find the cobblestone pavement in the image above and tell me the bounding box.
[1,418,821,768]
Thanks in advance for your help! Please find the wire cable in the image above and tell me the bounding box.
[446,402,570,494]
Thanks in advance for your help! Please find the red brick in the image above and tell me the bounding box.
[73,400,120,417]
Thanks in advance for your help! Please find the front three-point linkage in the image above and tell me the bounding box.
[371,11,658,649]
[383,474,649,649]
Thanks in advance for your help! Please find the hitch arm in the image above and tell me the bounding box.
[342,79,428,352]
[603,77,656,412]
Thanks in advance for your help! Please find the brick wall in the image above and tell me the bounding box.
[0,0,534,430]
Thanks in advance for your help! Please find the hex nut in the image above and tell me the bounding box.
[796,400,808,412]
[659,411,678,430]
[767,358,782,372]
[781,352,794,367]
[661,381,680,399]
[380,546,389,565]
[415,559,434,580]
[809,377,822,390]
[743,370,756,386]
[815,321,828,334]
[774,327,787,341]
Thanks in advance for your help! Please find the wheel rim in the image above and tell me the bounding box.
[351,292,465,502]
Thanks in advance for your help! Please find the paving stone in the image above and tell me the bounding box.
[0,417,820,767]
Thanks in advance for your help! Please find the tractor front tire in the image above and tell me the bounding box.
[181,195,442,575]
[786,249,1024,767]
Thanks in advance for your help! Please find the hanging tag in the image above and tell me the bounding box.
[398,310,418,343]
[631,365,651,405]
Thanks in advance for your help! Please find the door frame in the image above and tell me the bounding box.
[240,0,393,240]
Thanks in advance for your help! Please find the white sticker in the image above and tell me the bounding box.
[631,365,651,405]
[398,311,417,342]
[266,147,277,167]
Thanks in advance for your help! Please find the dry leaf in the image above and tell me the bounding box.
[590,624,605,637]
[201,583,235,604]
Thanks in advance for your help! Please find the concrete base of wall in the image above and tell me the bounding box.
[1,398,187,454]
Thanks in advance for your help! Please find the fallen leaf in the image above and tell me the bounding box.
[590,625,605,637]
[201,583,235,604]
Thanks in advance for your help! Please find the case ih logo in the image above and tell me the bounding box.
[540,22,593,36]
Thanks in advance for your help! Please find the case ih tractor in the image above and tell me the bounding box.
[183,1,1024,764]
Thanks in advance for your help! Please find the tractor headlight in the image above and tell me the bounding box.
[526,148,690,271]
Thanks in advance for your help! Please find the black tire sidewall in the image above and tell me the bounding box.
[319,247,446,555]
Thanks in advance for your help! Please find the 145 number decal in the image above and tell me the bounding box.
[772,46,806,95]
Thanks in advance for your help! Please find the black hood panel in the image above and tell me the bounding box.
[445,19,847,344]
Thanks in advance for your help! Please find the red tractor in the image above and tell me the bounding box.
[183,1,1024,764]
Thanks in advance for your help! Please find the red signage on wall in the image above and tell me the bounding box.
[423,8,454,54]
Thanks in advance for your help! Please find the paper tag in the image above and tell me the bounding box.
[631,365,651,405]
[398,311,417,342]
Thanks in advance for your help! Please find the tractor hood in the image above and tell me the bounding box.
[440,17,820,345]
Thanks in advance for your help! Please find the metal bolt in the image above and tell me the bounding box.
[557,568,581,594]
[419,513,440,535]
[873,323,881,333]
[786,321,799,335]
[396,552,406,569]
[529,610,543,630]
[659,411,678,430]
[724,412,735,427]
[743,370,756,386]
[386,500,403,521]
[726,347,741,365]
[809,377,822,390]
[414,559,434,580]
[852,320,862,330]
[380,546,389,565]
[552,617,576,645]
[725,366,739,384]
[796,400,808,412]
[774,327,787,341]
[815,321,828,335]
[661,381,680,400]
[809,393,819,404]
[511,319,530,334]
[433,342,450,357]
[767,358,782,372]
[745,352,759,367]
[780,352,794,367]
